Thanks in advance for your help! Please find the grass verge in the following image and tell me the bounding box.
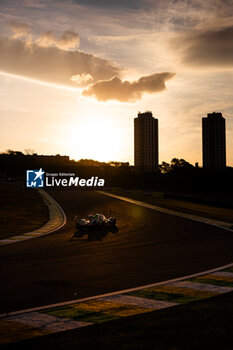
[0,181,49,239]
[1,291,233,349]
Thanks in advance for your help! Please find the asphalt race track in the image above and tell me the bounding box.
[0,189,233,314]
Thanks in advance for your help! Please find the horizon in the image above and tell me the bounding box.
[3,149,232,169]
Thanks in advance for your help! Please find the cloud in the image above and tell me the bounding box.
[23,0,48,8]
[69,0,144,9]
[82,72,175,102]
[8,23,80,51]
[0,36,120,87]
[9,20,32,39]
[89,35,134,44]
[171,26,233,68]
[71,73,93,86]
[36,29,80,50]
[2,20,176,97]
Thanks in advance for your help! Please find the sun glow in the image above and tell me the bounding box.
[65,116,123,162]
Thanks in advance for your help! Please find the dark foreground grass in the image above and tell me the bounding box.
[2,292,233,350]
[0,181,49,239]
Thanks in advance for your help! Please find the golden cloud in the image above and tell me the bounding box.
[82,72,176,102]
[36,29,80,50]
[9,20,32,39]
[0,36,120,86]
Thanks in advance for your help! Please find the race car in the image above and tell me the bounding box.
[75,213,116,232]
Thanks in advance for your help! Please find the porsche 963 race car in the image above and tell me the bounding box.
[75,213,116,232]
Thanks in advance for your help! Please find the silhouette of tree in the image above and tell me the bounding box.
[159,158,194,174]
[159,161,171,173]
[24,149,35,155]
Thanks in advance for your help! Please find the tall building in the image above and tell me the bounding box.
[202,112,226,172]
[134,111,158,174]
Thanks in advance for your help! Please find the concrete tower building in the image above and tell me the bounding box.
[202,112,226,172]
[134,111,158,174]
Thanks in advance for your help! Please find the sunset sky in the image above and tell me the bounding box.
[0,0,233,165]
